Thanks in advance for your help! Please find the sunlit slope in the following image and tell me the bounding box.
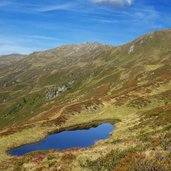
[0,54,26,69]
[0,29,171,129]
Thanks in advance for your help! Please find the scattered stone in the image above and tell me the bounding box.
[46,81,75,100]
[128,44,135,54]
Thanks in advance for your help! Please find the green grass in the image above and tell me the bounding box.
[0,29,171,170]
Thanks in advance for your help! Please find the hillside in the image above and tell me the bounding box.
[0,54,26,69]
[0,29,170,171]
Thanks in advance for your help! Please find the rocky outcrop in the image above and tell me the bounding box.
[46,81,75,100]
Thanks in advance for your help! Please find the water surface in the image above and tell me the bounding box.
[9,123,114,156]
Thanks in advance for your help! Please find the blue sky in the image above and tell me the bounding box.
[0,0,171,54]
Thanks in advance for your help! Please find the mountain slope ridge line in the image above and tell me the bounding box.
[0,29,170,170]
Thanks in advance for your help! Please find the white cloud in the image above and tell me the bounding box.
[37,3,73,12]
[0,35,32,54]
[0,45,32,55]
[23,35,62,41]
[0,1,74,13]
[90,0,133,6]
[0,34,67,55]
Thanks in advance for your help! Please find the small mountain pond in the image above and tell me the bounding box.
[9,123,114,156]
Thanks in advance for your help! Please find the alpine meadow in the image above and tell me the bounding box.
[0,0,171,171]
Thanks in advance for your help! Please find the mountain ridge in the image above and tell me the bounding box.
[1,29,170,65]
[0,29,170,171]
[0,29,171,128]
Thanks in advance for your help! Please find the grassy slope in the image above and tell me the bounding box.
[0,30,170,170]
[0,54,26,70]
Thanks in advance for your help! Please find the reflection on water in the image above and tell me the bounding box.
[9,123,114,156]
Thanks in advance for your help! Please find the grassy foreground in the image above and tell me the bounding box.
[0,100,170,171]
